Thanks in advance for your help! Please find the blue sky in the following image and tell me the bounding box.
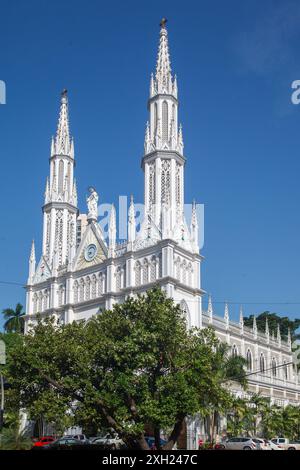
[1,0,300,327]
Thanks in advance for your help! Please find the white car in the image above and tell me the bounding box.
[92,433,124,449]
[252,438,270,450]
[271,438,300,450]
[225,437,257,450]
[267,440,284,450]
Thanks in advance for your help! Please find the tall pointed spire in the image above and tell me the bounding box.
[54,89,72,156]
[28,240,36,284]
[128,195,136,244]
[207,294,213,324]
[155,18,172,94]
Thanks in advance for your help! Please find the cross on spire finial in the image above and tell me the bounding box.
[160,17,167,28]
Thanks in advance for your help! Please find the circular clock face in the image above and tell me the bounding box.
[84,243,97,262]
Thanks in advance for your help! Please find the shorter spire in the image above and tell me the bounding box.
[28,240,36,284]
[72,179,78,206]
[190,200,199,251]
[239,305,244,334]
[287,327,292,349]
[265,317,270,343]
[224,302,229,329]
[128,195,136,244]
[277,323,281,347]
[207,294,213,324]
[109,204,116,256]
[253,316,257,339]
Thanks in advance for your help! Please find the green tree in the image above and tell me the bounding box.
[0,420,32,450]
[244,312,300,342]
[6,288,246,450]
[2,303,25,334]
[226,398,248,436]
[204,343,247,442]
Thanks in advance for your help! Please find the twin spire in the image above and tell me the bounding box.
[51,89,74,158]
[150,18,178,98]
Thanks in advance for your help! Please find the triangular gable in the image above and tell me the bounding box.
[73,221,108,271]
[33,256,52,284]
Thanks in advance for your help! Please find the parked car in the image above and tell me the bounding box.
[32,436,56,448]
[267,440,284,450]
[252,438,270,450]
[36,437,87,450]
[64,434,89,443]
[271,438,300,450]
[91,433,124,449]
[225,437,257,450]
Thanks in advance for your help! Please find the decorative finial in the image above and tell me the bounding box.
[61,88,68,97]
[160,17,168,28]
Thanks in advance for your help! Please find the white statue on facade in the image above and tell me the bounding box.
[87,186,98,221]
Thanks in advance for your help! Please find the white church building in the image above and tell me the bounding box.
[24,20,300,448]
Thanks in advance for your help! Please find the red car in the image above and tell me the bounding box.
[32,436,56,447]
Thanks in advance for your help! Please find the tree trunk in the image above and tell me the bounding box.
[162,414,186,450]
[154,426,161,450]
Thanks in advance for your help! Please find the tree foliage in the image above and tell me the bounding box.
[2,303,25,334]
[5,288,247,449]
[244,311,300,342]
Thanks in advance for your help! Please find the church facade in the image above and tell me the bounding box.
[24,21,300,448]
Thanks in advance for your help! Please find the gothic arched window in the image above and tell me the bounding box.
[154,102,158,136]
[182,260,187,284]
[58,285,65,307]
[162,101,168,143]
[232,345,238,357]
[175,256,180,280]
[260,353,265,373]
[150,256,156,282]
[79,278,84,302]
[98,273,105,296]
[73,280,79,303]
[91,275,97,299]
[272,358,277,377]
[180,300,191,329]
[58,160,64,194]
[143,259,149,284]
[283,361,288,380]
[85,276,91,300]
[246,349,252,371]
[135,261,142,287]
